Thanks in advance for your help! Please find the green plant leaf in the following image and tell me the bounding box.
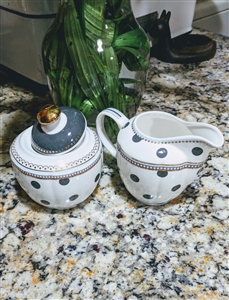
[64,0,106,111]
[113,28,149,53]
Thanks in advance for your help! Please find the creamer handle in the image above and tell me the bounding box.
[96,108,129,158]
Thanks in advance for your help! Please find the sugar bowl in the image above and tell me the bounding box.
[10,104,103,209]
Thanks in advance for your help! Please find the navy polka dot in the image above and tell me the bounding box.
[31,181,40,189]
[156,148,168,158]
[59,178,70,185]
[192,147,203,156]
[171,184,181,192]
[132,134,142,143]
[69,194,79,201]
[157,171,168,178]
[130,174,139,182]
[143,194,154,199]
[41,200,50,205]
[95,173,100,182]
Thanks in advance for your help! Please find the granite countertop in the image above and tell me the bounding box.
[1,28,229,299]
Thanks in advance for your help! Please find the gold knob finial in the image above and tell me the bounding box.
[37,104,61,125]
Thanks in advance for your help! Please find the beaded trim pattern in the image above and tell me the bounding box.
[131,123,207,145]
[117,143,204,171]
[31,134,84,154]
[12,155,101,179]
[11,131,100,172]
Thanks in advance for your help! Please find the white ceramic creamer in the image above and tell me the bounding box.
[96,108,224,205]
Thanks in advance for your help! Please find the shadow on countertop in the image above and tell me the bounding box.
[0,64,49,96]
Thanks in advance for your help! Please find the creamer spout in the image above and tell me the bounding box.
[187,122,224,148]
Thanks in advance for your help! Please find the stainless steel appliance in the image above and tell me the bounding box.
[0,0,196,84]
[0,1,58,84]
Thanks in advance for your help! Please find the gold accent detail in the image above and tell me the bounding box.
[37,104,61,125]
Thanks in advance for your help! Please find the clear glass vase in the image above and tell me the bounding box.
[42,0,150,142]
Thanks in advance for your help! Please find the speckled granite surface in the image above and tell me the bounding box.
[1,28,229,299]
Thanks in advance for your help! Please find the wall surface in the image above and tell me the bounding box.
[193,0,229,37]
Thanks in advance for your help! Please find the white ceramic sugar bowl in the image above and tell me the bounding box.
[10,104,103,210]
[96,108,224,206]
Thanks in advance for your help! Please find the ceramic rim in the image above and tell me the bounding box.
[117,143,205,171]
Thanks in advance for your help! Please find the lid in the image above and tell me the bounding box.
[31,104,86,155]
[11,125,101,173]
